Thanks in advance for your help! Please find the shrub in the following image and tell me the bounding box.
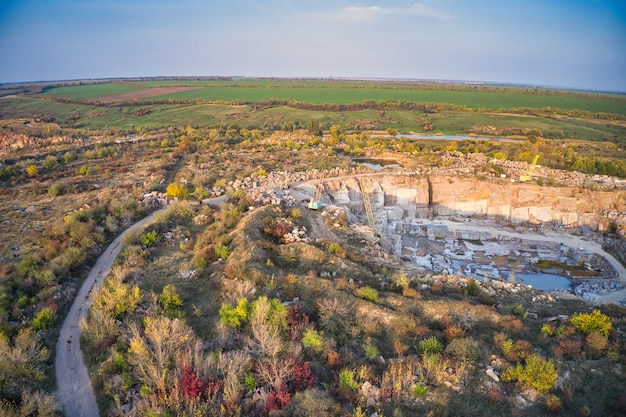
[287,388,337,417]
[79,165,89,175]
[570,309,612,337]
[392,270,411,290]
[443,324,466,342]
[140,230,159,247]
[464,278,480,296]
[554,339,582,360]
[26,164,38,177]
[165,182,190,199]
[364,344,380,360]
[502,353,557,393]
[541,323,555,337]
[444,337,482,362]
[544,394,563,414]
[219,298,250,329]
[419,336,443,355]
[291,361,316,392]
[413,383,428,399]
[504,303,528,319]
[585,331,608,359]
[48,183,64,196]
[33,307,56,330]
[214,243,230,260]
[355,286,378,302]
[327,242,342,255]
[43,155,58,170]
[302,329,324,352]
[159,284,183,318]
[338,369,359,391]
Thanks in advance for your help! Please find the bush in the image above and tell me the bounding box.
[419,336,443,355]
[464,278,480,296]
[502,353,557,393]
[443,324,466,342]
[302,329,324,352]
[159,284,183,318]
[570,309,612,337]
[48,183,64,197]
[140,230,159,247]
[287,388,338,417]
[444,337,482,362]
[338,369,359,391]
[214,243,230,260]
[26,164,38,177]
[392,270,411,290]
[219,298,250,329]
[504,303,528,319]
[165,182,190,199]
[327,242,342,255]
[355,286,378,302]
[544,394,563,414]
[43,155,58,170]
[364,344,380,360]
[33,307,56,330]
[79,165,89,175]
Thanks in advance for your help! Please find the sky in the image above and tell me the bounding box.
[0,0,625,92]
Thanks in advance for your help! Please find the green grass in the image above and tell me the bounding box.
[41,83,142,99]
[2,96,624,142]
[25,78,626,116]
[144,86,626,115]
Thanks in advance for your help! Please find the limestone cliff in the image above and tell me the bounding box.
[322,174,626,232]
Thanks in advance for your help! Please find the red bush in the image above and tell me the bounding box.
[291,361,316,392]
[181,367,205,399]
[265,381,291,414]
[286,305,310,340]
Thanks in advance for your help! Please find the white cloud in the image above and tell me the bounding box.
[336,3,454,22]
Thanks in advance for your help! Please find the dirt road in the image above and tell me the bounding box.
[55,207,167,417]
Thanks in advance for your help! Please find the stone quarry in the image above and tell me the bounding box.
[291,172,626,303]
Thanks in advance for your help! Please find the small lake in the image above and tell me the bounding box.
[517,272,571,291]
[353,158,402,171]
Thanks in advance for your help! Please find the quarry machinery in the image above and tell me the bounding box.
[520,154,540,182]
[308,175,323,209]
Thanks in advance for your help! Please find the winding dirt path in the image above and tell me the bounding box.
[55,207,167,417]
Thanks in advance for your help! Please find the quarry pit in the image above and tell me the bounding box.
[291,173,626,304]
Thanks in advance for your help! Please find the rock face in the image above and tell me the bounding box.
[322,174,626,232]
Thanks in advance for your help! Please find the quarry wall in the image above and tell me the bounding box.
[322,174,626,232]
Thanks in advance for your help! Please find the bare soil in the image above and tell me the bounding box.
[87,87,201,103]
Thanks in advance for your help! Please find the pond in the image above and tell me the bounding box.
[353,158,402,171]
[516,272,572,291]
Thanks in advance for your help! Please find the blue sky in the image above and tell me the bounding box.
[1,0,625,91]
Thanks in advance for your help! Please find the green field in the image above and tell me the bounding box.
[34,79,626,116]
[1,78,624,142]
[145,86,626,115]
[41,83,142,99]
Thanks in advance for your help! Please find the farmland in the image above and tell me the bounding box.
[1,78,625,144]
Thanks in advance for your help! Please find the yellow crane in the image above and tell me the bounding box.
[520,154,540,182]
